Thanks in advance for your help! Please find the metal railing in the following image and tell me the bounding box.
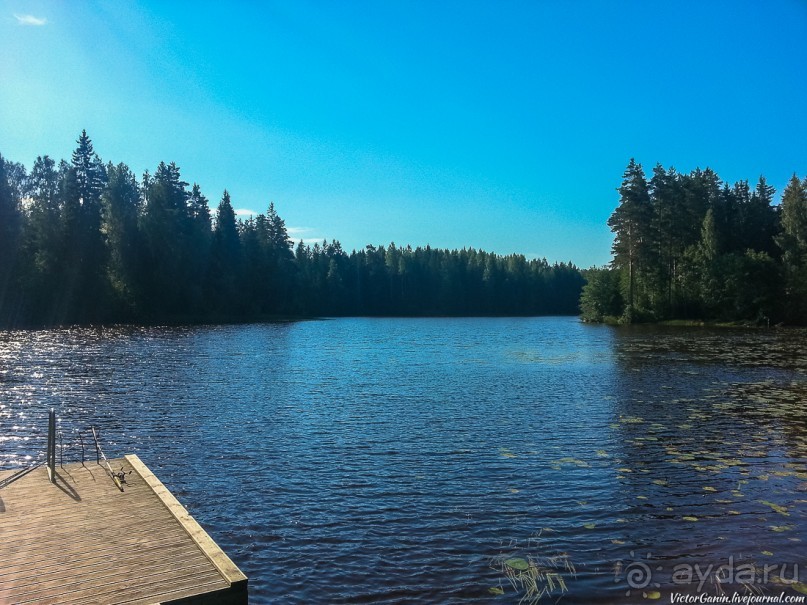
[46,409,56,483]
[2,410,125,492]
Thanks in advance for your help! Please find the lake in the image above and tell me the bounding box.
[1,317,806,603]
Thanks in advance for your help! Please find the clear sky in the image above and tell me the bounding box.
[1,1,806,267]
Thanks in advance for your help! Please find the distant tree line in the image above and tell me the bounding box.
[581,159,807,324]
[0,131,584,327]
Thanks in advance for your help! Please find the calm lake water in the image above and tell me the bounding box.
[1,317,806,603]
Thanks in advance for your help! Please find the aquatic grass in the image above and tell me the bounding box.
[758,500,789,516]
[491,552,575,604]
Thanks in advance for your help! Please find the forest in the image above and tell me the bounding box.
[581,159,807,324]
[0,132,584,328]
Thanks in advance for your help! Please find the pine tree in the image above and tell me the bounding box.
[607,159,655,321]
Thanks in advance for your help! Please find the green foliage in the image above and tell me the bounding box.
[579,268,622,322]
[777,175,807,322]
[607,159,655,316]
[597,159,802,324]
[102,162,141,314]
[0,132,585,327]
[0,154,24,326]
[292,243,583,316]
[207,190,242,312]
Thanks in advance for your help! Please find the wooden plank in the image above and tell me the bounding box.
[118,579,244,605]
[1,539,204,585]
[0,551,213,600]
[14,567,228,605]
[1,524,193,572]
[0,457,247,605]
[126,454,248,586]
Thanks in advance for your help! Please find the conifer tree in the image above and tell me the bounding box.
[0,154,23,324]
[608,159,655,320]
[776,175,807,321]
[207,190,241,312]
[102,163,141,312]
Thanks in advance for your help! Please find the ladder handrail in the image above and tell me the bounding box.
[46,409,56,483]
[91,426,124,492]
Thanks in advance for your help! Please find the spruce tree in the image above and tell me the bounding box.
[207,190,242,312]
[776,175,807,322]
[102,163,141,314]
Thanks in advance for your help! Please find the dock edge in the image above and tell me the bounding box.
[125,454,248,603]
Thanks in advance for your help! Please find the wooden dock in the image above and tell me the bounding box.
[0,454,248,605]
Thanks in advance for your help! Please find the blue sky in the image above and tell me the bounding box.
[1,1,806,267]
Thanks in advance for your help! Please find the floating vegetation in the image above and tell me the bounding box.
[492,552,575,605]
[703,486,717,492]
[682,516,699,522]
[759,500,789,516]
[769,525,794,532]
[553,457,589,469]
[505,558,530,571]
[488,586,505,595]
[644,591,661,600]
[583,523,596,529]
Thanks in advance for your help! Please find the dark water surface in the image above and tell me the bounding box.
[1,317,806,603]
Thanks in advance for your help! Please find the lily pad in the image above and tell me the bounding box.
[505,558,530,571]
[583,522,597,529]
[488,586,505,595]
[644,591,661,600]
[682,516,698,522]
